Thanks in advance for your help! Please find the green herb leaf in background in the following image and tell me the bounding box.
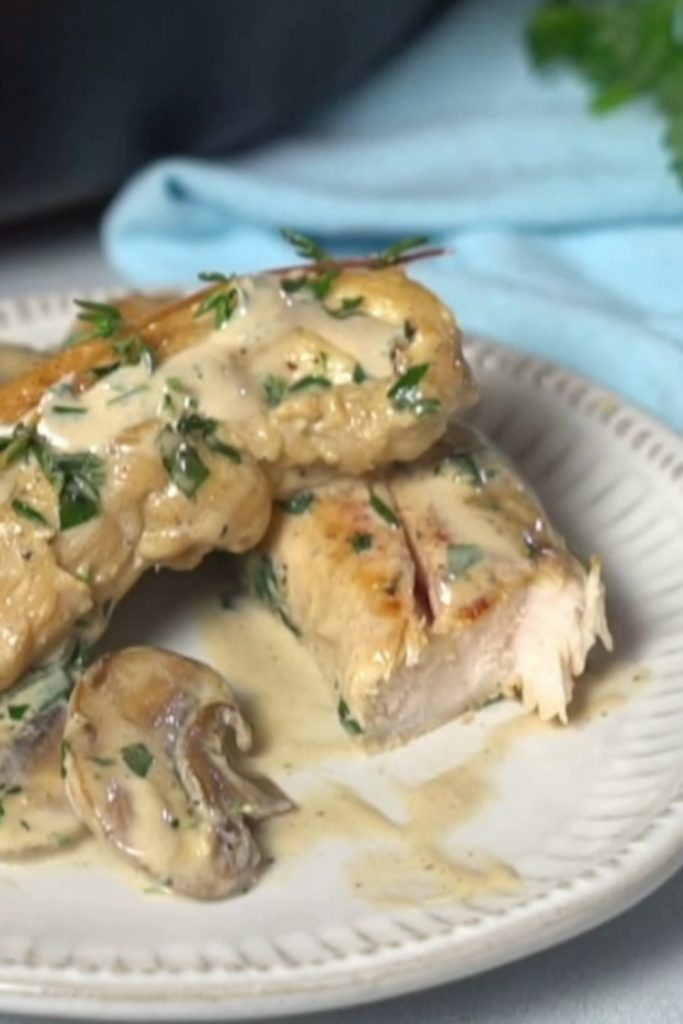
[528,0,683,186]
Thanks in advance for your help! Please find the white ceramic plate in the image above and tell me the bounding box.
[0,292,682,1021]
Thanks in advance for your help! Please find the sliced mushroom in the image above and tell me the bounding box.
[0,660,85,857]
[63,647,293,899]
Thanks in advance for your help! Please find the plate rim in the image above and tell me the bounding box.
[0,290,682,1020]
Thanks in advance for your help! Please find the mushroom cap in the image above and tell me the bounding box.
[63,647,292,899]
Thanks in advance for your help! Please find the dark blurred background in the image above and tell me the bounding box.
[0,0,454,226]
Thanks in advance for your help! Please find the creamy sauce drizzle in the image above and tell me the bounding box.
[37,278,401,454]
[0,590,647,906]
[200,597,648,908]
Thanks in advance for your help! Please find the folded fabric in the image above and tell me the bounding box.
[103,0,683,433]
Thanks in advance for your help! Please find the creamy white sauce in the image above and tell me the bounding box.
[37,278,401,455]
[0,588,647,905]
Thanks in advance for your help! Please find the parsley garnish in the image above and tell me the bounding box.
[250,553,299,634]
[73,299,123,340]
[387,363,440,418]
[46,451,105,531]
[194,274,241,329]
[264,372,333,405]
[112,335,155,372]
[282,269,339,301]
[373,236,429,268]
[278,492,316,515]
[352,362,368,384]
[177,412,242,462]
[8,704,29,721]
[528,0,683,186]
[280,228,330,262]
[446,544,483,578]
[264,374,288,408]
[289,375,332,394]
[350,532,373,553]
[328,296,364,319]
[157,425,209,498]
[52,404,87,416]
[6,428,105,531]
[121,743,154,779]
[369,490,399,528]
[436,452,485,487]
[338,699,364,736]
[11,499,48,527]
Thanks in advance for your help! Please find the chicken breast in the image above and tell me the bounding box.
[0,264,474,692]
[0,266,474,476]
[253,425,611,743]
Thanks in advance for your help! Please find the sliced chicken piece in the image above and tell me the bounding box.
[255,426,611,743]
[63,647,292,900]
[0,659,85,856]
[0,421,271,693]
[0,266,475,476]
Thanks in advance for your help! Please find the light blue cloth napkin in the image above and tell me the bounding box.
[103,0,683,433]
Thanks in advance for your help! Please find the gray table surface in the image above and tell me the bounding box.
[0,219,681,1024]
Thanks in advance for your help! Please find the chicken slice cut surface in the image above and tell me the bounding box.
[255,426,612,744]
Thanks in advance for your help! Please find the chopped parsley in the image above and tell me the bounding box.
[387,363,440,418]
[264,374,288,408]
[47,452,105,531]
[250,553,299,634]
[194,273,241,329]
[328,296,364,319]
[369,490,399,529]
[436,452,485,487]
[338,699,364,736]
[277,491,316,515]
[281,269,339,301]
[157,425,209,499]
[2,426,105,531]
[113,335,155,371]
[121,743,154,779]
[8,704,29,721]
[352,362,368,384]
[51,404,87,416]
[177,412,242,462]
[446,544,483,579]
[350,531,373,553]
[289,375,332,394]
[11,499,48,527]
